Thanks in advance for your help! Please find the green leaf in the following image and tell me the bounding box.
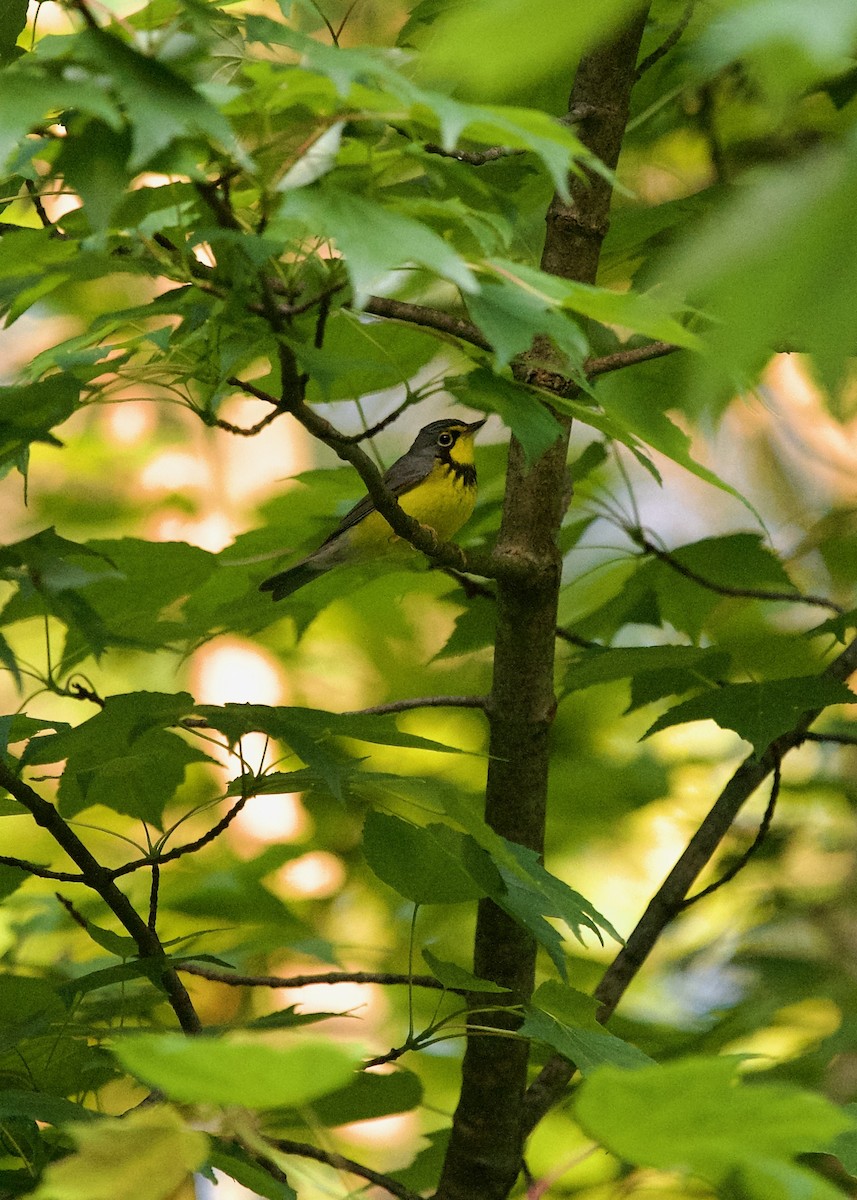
[433,594,496,661]
[244,19,587,191]
[829,1103,857,1175]
[0,630,21,690]
[439,793,622,976]
[209,1140,297,1200]
[282,183,476,302]
[575,1057,853,1195]
[56,960,172,1000]
[0,378,79,473]
[450,368,564,466]
[52,538,216,669]
[198,703,465,802]
[466,277,589,375]
[0,976,65,1033]
[247,1007,338,1031]
[31,1105,207,1200]
[663,533,798,593]
[488,259,700,349]
[390,1128,450,1195]
[299,311,443,404]
[165,864,317,940]
[73,29,241,170]
[55,121,132,233]
[420,0,644,97]
[645,676,856,755]
[0,863,28,900]
[593,357,761,512]
[664,137,857,406]
[698,0,857,99]
[0,0,27,63]
[0,527,117,596]
[0,1091,96,1127]
[0,71,123,171]
[114,1033,362,1108]
[69,919,138,960]
[521,981,653,1075]
[309,1068,423,1125]
[547,392,662,480]
[0,714,71,754]
[563,645,731,702]
[422,949,510,993]
[22,692,209,825]
[362,812,501,904]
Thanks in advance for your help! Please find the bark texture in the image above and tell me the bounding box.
[434,9,651,1200]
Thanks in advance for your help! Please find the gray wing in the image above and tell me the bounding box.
[317,451,431,547]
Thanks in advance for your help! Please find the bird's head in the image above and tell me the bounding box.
[410,417,487,467]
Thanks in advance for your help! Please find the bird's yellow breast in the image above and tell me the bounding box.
[345,458,477,556]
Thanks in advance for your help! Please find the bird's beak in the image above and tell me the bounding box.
[467,417,488,433]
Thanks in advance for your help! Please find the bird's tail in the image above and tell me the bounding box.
[259,559,329,601]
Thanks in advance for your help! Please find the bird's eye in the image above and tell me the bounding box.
[437,431,455,448]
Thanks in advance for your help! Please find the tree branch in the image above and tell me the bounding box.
[636,533,844,614]
[362,295,492,352]
[211,408,283,437]
[0,759,201,1034]
[679,752,780,909]
[424,143,524,166]
[521,630,857,1130]
[341,695,488,716]
[177,963,457,992]
[269,1138,422,1200]
[111,785,255,880]
[635,1,695,79]
[584,340,679,379]
[804,731,857,746]
[0,854,84,883]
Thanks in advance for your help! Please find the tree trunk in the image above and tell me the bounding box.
[434,10,651,1199]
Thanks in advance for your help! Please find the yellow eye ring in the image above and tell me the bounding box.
[437,432,455,448]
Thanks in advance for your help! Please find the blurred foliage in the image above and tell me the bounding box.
[1,0,857,1198]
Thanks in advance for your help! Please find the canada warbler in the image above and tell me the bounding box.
[260,417,486,601]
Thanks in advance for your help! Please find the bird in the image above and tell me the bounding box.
[260,416,486,601]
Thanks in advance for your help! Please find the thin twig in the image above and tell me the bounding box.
[67,0,99,30]
[269,1138,422,1200]
[24,180,57,232]
[637,533,844,614]
[148,862,160,932]
[111,789,254,880]
[584,340,678,379]
[0,759,201,1033]
[341,695,488,716]
[213,408,283,437]
[332,394,416,444]
[55,892,89,928]
[424,143,524,166]
[314,288,332,350]
[804,731,857,746]
[680,752,780,908]
[0,854,84,883]
[66,680,106,707]
[225,376,279,407]
[177,963,458,992]
[554,627,600,649]
[635,1,695,79]
[362,296,491,352]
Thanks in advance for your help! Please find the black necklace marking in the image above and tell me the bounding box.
[439,450,477,488]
